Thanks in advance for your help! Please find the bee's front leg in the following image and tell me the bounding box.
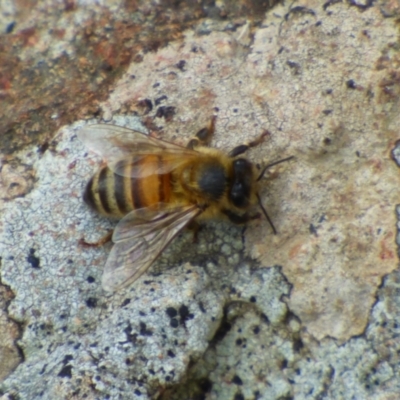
[187,116,216,149]
[228,130,269,157]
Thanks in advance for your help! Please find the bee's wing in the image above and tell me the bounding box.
[78,124,196,160]
[101,205,201,292]
[78,124,198,178]
[110,153,197,178]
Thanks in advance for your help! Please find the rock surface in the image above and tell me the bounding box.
[1,1,400,399]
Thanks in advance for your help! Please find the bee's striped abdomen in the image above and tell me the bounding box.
[83,155,173,217]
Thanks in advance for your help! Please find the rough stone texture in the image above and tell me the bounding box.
[246,1,400,342]
[92,0,399,342]
[1,0,400,399]
[0,286,21,382]
[0,0,280,156]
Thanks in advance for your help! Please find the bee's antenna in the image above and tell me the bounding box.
[257,156,294,182]
[256,193,277,235]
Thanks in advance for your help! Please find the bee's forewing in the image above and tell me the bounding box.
[78,124,195,160]
[78,124,145,160]
[78,124,197,177]
[109,153,196,178]
[101,205,201,292]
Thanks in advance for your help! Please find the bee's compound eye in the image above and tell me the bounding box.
[233,158,251,171]
[230,159,253,208]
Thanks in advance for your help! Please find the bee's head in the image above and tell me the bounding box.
[228,155,293,233]
[229,158,254,208]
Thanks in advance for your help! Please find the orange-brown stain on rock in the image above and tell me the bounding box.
[380,232,395,261]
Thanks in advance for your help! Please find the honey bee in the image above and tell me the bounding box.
[78,117,293,291]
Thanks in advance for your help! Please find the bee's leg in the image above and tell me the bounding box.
[228,130,269,157]
[222,209,261,224]
[79,230,113,247]
[223,208,277,234]
[187,116,216,149]
[186,220,202,243]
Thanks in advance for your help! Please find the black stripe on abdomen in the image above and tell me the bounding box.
[129,155,143,209]
[83,176,97,210]
[114,173,128,214]
[113,160,130,214]
[98,168,112,214]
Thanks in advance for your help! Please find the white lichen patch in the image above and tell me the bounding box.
[167,272,400,400]
[0,117,227,397]
[0,117,288,398]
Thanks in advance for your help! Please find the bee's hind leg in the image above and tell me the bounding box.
[228,130,269,157]
[186,220,202,243]
[187,116,216,149]
[79,230,113,247]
